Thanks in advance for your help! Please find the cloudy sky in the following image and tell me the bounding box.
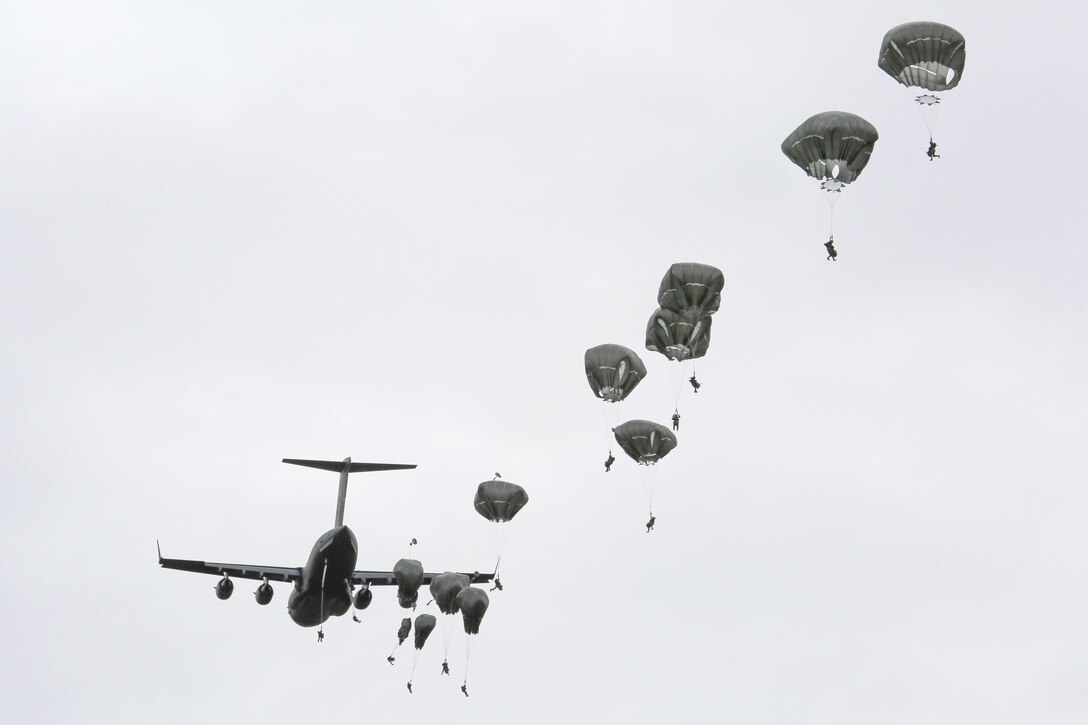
[2,1,1086,723]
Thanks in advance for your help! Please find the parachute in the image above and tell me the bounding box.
[409,613,438,686]
[429,572,471,615]
[878,22,965,92]
[782,112,878,256]
[644,262,723,412]
[614,419,678,523]
[657,263,724,317]
[397,617,412,646]
[393,558,424,609]
[474,478,529,590]
[645,308,712,362]
[455,586,491,694]
[414,614,437,650]
[613,419,678,465]
[430,571,471,666]
[474,480,529,523]
[584,344,647,402]
[388,616,413,663]
[878,22,966,158]
[353,586,372,610]
[585,344,648,473]
[781,111,879,187]
[456,587,490,635]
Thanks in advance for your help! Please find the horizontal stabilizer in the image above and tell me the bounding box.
[282,458,417,473]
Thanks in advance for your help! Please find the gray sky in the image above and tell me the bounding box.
[2,1,1086,723]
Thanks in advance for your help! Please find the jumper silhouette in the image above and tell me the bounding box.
[825,238,838,261]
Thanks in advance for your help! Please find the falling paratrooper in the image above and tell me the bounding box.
[613,419,678,531]
[646,262,723,408]
[456,586,490,698]
[877,21,966,160]
[782,111,879,260]
[474,478,528,592]
[429,571,470,677]
[407,613,437,692]
[387,616,412,665]
[584,343,648,472]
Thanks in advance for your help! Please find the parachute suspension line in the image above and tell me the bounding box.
[463,634,476,688]
[639,464,657,514]
[917,101,941,142]
[598,403,614,458]
[669,363,685,412]
[492,521,509,579]
[388,618,404,658]
[410,648,422,681]
[441,614,453,659]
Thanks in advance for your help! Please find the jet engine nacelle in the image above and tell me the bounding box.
[353,587,372,610]
[215,575,234,600]
[254,581,274,606]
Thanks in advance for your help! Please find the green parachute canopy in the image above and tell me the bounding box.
[414,614,437,650]
[878,21,966,91]
[645,308,712,362]
[474,480,529,523]
[429,572,470,615]
[613,419,678,465]
[456,587,490,635]
[585,344,648,402]
[657,263,724,317]
[397,617,412,645]
[781,111,879,185]
[394,558,424,609]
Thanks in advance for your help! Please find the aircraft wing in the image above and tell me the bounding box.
[351,570,494,587]
[158,543,301,583]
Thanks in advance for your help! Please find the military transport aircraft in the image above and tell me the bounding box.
[158,457,493,628]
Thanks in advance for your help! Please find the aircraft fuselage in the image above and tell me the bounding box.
[287,525,358,627]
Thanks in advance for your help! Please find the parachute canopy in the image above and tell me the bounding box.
[430,572,470,615]
[455,587,490,635]
[353,586,373,610]
[645,308,712,362]
[657,263,724,317]
[394,558,424,609]
[585,344,648,402]
[613,419,678,465]
[474,480,529,523]
[878,22,966,92]
[781,112,879,185]
[397,617,412,645]
[414,614,437,650]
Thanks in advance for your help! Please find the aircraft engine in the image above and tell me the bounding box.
[254,581,273,605]
[215,575,234,600]
[353,587,372,610]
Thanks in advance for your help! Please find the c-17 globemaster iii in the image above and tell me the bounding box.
[158,458,493,628]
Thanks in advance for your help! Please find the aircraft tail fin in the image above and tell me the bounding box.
[282,458,417,473]
[282,457,417,527]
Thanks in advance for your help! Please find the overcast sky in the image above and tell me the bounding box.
[2,1,1087,723]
